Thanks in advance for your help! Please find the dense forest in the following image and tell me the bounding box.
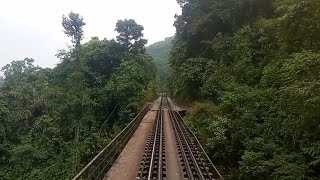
[169,0,320,179]
[1,0,320,179]
[0,13,156,179]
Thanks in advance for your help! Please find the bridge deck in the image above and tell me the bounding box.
[104,110,157,180]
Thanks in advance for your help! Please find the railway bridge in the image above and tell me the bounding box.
[72,95,223,180]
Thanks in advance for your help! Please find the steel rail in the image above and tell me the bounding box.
[148,96,163,180]
[172,108,205,179]
[176,112,224,179]
[172,111,206,179]
[167,96,214,180]
[157,108,164,180]
[168,106,194,179]
[147,103,161,180]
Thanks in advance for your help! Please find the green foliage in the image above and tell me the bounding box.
[62,12,86,47]
[147,36,173,60]
[1,59,50,133]
[173,57,208,99]
[115,19,147,54]
[0,13,156,179]
[146,37,173,92]
[0,92,9,179]
[171,0,320,178]
[185,102,227,144]
[106,55,156,121]
[146,37,173,91]
[276,0,320,53]
[81,37,123,86]
[0,76,4,88]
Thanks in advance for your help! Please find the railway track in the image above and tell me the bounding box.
[137,96,166,180]
[137,96,223,180]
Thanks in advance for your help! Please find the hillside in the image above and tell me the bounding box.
[146,37,173,91]
[170,0,320,178]
[147,36,173,60]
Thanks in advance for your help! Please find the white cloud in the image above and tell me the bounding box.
[0,0,180,72]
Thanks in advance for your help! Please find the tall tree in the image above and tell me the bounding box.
[62,12,86,50]
[82,37,123,86]
[115,19,147,54]
[61,11,86,76]
[61,11,86,175]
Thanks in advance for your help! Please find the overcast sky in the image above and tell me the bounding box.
[0,0,181,73]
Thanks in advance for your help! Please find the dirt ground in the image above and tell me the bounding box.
[104,110,157,180]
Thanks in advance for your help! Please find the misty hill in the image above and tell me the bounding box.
[147,36,173,61]
[147,36,173,91]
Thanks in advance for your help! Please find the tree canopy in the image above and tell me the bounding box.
[1,1,320,179]
[170,0,320,179]
[115,19,148,54]
[0,13,156,179]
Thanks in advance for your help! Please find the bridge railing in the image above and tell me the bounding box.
[72,104,152,180]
